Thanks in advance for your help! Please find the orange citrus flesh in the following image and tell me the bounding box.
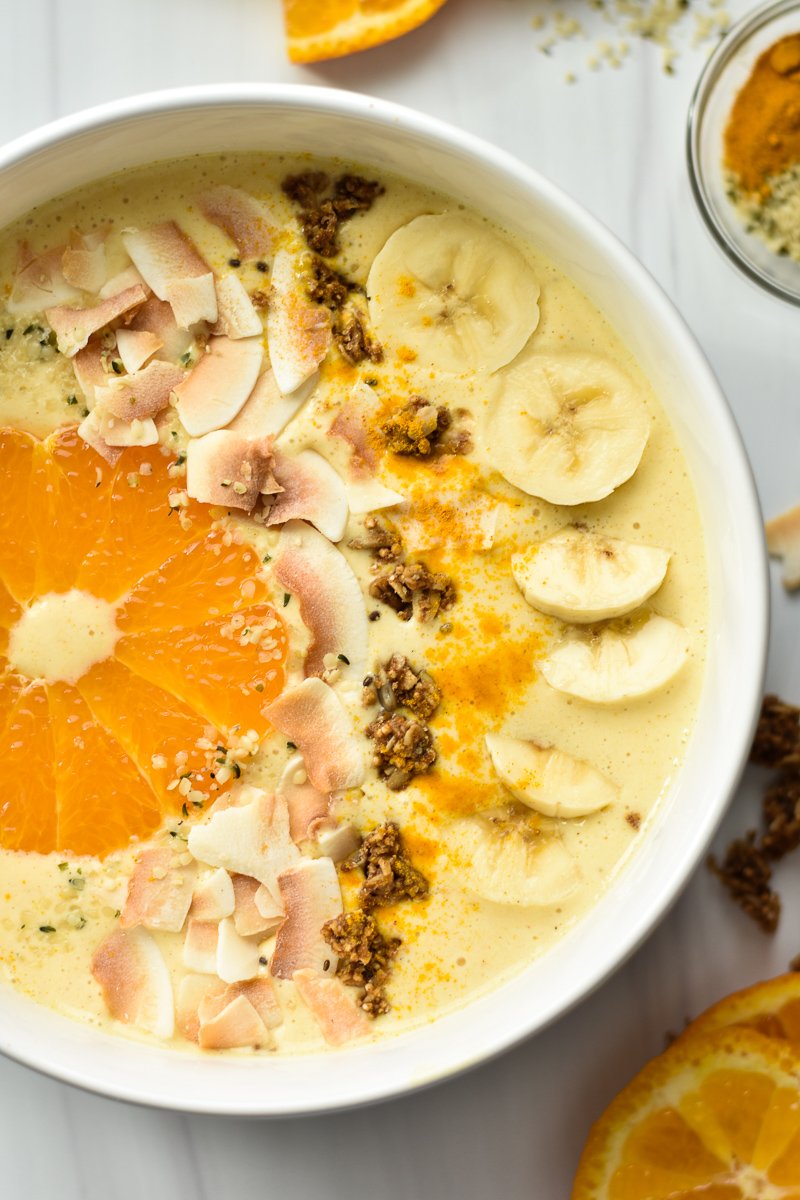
[573,1028,800,1198]
[0,426,287,859]
[282,0,448,64]
[677,975,800,1055]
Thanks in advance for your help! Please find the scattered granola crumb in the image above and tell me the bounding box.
[366,711,436,790]
[626,811,641,830]
[307,258,355,310]
[708,832,781,933]
[369,560,456,623]
[321,909,400,1017]
[333,309,383,364]
[348,516,403,564]
[282,171,385,259]
[343,822,429,910]
[364,653,441,720]
[762,772,800,860]
[381,397,452,457]
[750,694,800,769]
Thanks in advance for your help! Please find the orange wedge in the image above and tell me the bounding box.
[0,426,288,859]
[282,0,449,64]
[676,975,800,1055]
[572,1027,800,1199]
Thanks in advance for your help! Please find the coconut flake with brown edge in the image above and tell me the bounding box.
[277,752,330,843]
[263,677,365,793]
[9,241,82,315]
[214,274,262,340]
[120,847,195,933]
[61,231,107,294]
[91,927,174,1039]
[115,328,163,375]
[266,450,349,543]
[189,868,236,922]
[77,410,123,465]
[228,368,316,439]
[198,994,271,1050]
[93,360,184,423]
[267,246,331,395]
[46,283,148,357]
[183,918,219,974]
[273,519,368,680]
[185,430,276,511]
[187,785,300,902]
[121,221,215,328]
[128,295,192,362]
[231,873,282,937]
[293,969,371,1046]
[271,857,342,980]
[197,185,278,261]
[174,335,263,436]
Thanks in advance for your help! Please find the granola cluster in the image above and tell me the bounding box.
[709,694,800,931]
[282,171,384,258]
[365,710,437,791]
[363,653,441,720]
[344,822,429,910]
[321,910,400,1017]
[348,518,457,623]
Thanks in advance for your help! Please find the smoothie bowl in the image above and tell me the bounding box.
[0,85,767,1114]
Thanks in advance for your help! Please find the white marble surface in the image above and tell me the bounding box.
[0,0,798,1194]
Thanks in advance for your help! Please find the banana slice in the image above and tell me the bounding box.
[485,733,617,818]
[486,354,650,504]
[446,816,579,906]
[366,213,540,374]
[542,613,689,703]
[512,528,670,623]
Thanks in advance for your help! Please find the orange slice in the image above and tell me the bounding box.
[0,425,288,858]
[572,1028,800,1199]
[677,975,800,1054]
[282,0,449,64]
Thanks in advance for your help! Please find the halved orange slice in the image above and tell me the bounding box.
[282,0,449,64]
[677,975,800,1055]
[572,1028,800,1198]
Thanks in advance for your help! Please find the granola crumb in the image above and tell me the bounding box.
[750,694,800,768]
[381,397,452,457]
[626,811,642,830]
[365,653,441,720]
[708,832,781,933]
[366,711,436,790]
[307,258,354,310]
[282,171,385,259]
[333,309,383,364]
[369,560,456,623]
[762,771,800,859]
[343,821,429,910]
[348,516,403,563]
[321,909,400,1017]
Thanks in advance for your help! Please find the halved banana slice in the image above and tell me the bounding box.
[446,816,579,906]
[485,733,617,818]
[542,613,689,703]
[487,354,650,504]
[512,528,670,623]
[366,213,540,374]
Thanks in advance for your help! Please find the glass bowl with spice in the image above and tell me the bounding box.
[688,0,800,303]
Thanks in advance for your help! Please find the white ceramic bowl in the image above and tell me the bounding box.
[0,84,768,1115]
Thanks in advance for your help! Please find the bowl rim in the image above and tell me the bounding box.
[0,82,769,1116]
[687,0,800,305]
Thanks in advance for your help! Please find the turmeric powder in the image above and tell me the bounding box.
[725,34,800,195]
[724,33,800,260]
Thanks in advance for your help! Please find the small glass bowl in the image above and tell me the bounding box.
[687,0,800,304]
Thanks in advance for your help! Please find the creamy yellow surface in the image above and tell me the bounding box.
[0,153,707,1053]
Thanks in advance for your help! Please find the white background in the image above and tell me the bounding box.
[1,0,798,1195]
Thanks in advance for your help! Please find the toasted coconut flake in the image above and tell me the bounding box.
[198,994,270,1050]
[267,247,331,395]
[46,283,148,357]
[271,858,342,980]
[9,241,82,315]
[99,265,147,300]
[766,504,800,591]
[223,977,282,1029]
[217,915,260,983]
[174,335,263,436]
[198,186,277,260]
[266,450,349,543]
[185,429,274,511]
[165,272,218,330]
[329,380,380,474]
[277,752,330,843]
[232,873,281,937]
[62,231,107,293]
[254,884,284,922]
[77,410,123,465]
[345,476,404,516]
[293,968,371,1046]
[176,974,226,1042]
[72,342,108,404]
[128,295,192,362]
[121,221,210,300]
[97,414,159,448]
[264,677,365,793]
[189,868,235,921]
[94,359,184,422]
[273,520,369,680]
[91,927,174,1039]
[214,273,262,339]
[120,847,195,933]
[115,328,164,374]
[229,368,315,439]
[182,918,220,974]
[187,785,300,898]
[313,821,361,863]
